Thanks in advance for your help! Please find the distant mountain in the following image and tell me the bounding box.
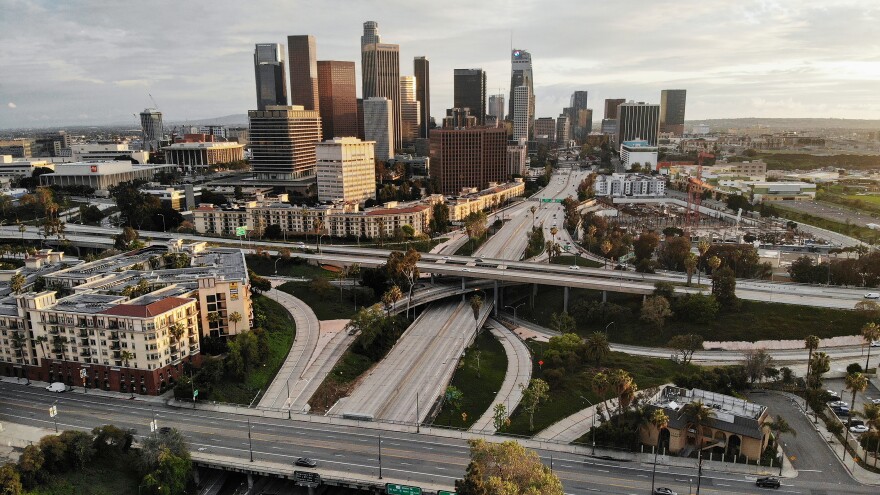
[167,113,248,127]
[684,118,880,131]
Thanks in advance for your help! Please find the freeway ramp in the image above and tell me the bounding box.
[332,300,493,424]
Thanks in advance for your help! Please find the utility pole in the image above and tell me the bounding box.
[378,431,383,480]
[248,418,254,462]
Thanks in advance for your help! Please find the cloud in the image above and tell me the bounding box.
[7,102,15,109]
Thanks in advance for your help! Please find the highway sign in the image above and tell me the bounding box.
[438,491,457,495]
[385,483,422,495]
[294,471,321,488]
[49,405,57,418]
[235,226,248,236]
[540,198,563,203]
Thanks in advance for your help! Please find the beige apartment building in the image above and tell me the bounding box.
[316,137,377,204]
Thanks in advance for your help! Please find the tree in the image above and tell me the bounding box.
[470,295,484,335]
[114,226,142,250]
[861,403,880,431]
[381,285,403,316]
[0,463,22,495]
[861,322,880,372]
[808,351,831,390]
[10,331,29,385]
[845,372,869,427]
[455,439,563,495]
[584,331,610,366]
[608,368,638,420]
[684,253,698,286]
[804,335,820,387]
[228,311,242,334]
[657,235,691,271]
[529,205,538,228]
[679,401,715,494]
[549,311,576,333]
[767,415,796,475]
[16,444,43,488]
[697,239,711,284]
[141,447,191,495]
[492,403,510,432]
[633,232,659,265]
[640,296,673,329]
[649,408,670,491]
[743,348,773,384]
[668,334,703,364]
[600,240,613,268]
[520,378,550,431]
[9,273,25,294]
[707,255,721,272]
[429,203,451,234]
[444,385,464,425]
[464,211,488,250]
[712,266,738,307]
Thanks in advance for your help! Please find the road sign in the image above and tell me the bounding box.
[235,226,248,236]
[385,483,422,495]
[438,491,457,495]
[294,471,321,488]
[49,406,57,418]
[540,198,563,203]
[150,420,157,433]
[193,389,199,398]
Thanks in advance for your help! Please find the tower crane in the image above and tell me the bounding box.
[684,151,715,235]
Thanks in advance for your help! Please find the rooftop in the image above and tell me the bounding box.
[100,296,193,318]
[651,386,767,439]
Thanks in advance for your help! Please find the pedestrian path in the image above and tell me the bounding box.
[470,320,532,434]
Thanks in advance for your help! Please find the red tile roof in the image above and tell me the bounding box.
[100,297,192,318]
[366,205,429,215]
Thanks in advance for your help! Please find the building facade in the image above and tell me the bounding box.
[414,56,431,139]
[604,98,625,119]
[287,35,319,112]
[509,49,535,128]
[507,138,527,177]
[487,94,505,121]
[556,115,571,148]
[316,137,377,204]
[399,76,421,147]
[660,89,687,136]
[453,68,487,125]
[363,97,395,162]
[594,173,666,197]
[513,86,532,141]
[39,161,177,192]
[162,142,244,169]
[429,125,508,195]
[140,109,163,152]
[620,140,659,170]
[254,43,288,111]
[0,140,33,158]
[248,105,322,181]
[534,117,556,141]
[616,101,661,148]
[361,22,401,152]
[317,60,359,140]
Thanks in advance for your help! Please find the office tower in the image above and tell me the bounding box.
[430,125,508,195]
[140,109,163,152]
[414,57,431,139]
[509,49,535,126]
[356,98,365,140]
[534,117,556,141]
[361,21,401,151]
[582,109,594,134]
[488,94,505,120]
[248,105,322,181]
[508,138,527,176]
[660,89,687,136]
[363,97,394,162]
[556,115,571,148]
[254,44,288,111]
[443,108,477,129]
[316,137,376,204]
[453,69,487,125]
[616,101,661,148]
[512,86,532,140]
[287,35,319,111]
[568,91,589,142]
[399,76,421,146]
[604,98,626,119]
[601,118,618,135]
[317,61,358,139]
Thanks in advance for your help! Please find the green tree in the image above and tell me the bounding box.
[608,369,638,420]
[520,378,550,432]
[228,311,242,334]
[804,335,820,386]
[113,226,142,250]
[464,211,488,250]
[668,334,703,364]
[492,403,510,432]
[584,331,610,366]
[429,203,451,234]
[0,462,22,495]
[141,448,191,495]
[712,266,738,307]
[767,415,796,475]
[381,285,403,316]
[633,232,659,265]
[640,296,673,329]
[680,400,715,494]
[444,385,464,425]
[455,439,563,495]
[648,408,669,491]
[845,372,869,428]
[549,311,576,333]
[16,444,43,488]
[807,351,831,390]
[9,273,25,294]
[861,322,880,372]
[470,294,484,336]
[684,253,698,286]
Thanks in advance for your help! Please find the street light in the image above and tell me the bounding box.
[247,418,254,462]
[274,257,281,275]
[157,213,166,232]
[579,396,596,455]
[604,321,615,337]
[378,430,383,479]
[318,234,326,254]
[504,302,526,327]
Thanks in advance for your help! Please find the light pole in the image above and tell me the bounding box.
[274,258,281,275]
[604,321,615,337]
[504,302,525,327]
[318,234,326,254]
[157,213,166,232]
[579,396,596,455]
[247,418,254,462]
[378,430,383,480]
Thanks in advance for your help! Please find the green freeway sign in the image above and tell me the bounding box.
[438,491,458,495]
[235,226,248,236]
[540,198,563,203]
[385,483,422,495]
[193,389,198,398]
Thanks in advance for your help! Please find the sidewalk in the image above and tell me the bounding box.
[0,376,170,404]
[470,320,532,434]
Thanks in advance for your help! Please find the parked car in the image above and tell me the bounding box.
[828,400,849,408]
[850,425,869,434]
[826,390,841,401]
[45,382,69,393]
[755,476,781,488]
[569,265,580,270]
[872,340,880,347]
[871,398,880,405]
[653,488,677,495]
[850,419,865,427]
[865,292,880,299]
[295,457,317,467]
[832,406,851,416]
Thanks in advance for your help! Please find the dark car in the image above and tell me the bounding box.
[832,406,851,416]
[756,476,781,489]
[294,457,317,468]
[653,488,677,495]
[159,426,172,435]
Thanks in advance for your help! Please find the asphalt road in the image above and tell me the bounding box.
[2,382,877,495]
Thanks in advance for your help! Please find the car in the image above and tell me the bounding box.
[827,390,841,401]
[865,293,880,299]
[849,419,865,427]
[755,476,781,488]
[850,425,869,434]
[569,265,580,270]
[872,340,880,347]
[828,400,849,408]
[475,258,484,262]
[295,242,305,247]
[871,398,880,405]
[45,382,69,393]
[832,407,851,416]
[461,268,470,272]
[652,488,677,495]
[442,256,451,260]
[295,457,317,467]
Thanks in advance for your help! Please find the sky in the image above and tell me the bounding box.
[1,0,880,129]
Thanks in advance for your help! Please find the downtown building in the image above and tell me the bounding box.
[253,43,288,110]
[512,86,533,141]
[162,141,245,170]
[616,101,661,149]
[363,97,395,162]
[248,105,322,181]
[317,61,359,140]
[287,35,319,112]
[660,89,687,136]
[568,91,590,142]
[429,124,508,196]
[316,137,377,205]
[361,22,401,151]
[399,76,421,147]
[534,117,556,142]
[140,109,163,152]
[454,68,487,125]
[594,173,665,198]
[556,115,571,148]
[487,94,505,121]
[414,57,431,139]
[509,49,535,133]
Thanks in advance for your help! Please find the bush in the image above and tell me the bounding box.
[673,294,719,323]
[859,431,879,451]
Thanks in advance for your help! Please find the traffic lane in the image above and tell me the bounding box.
[746,391,855,485]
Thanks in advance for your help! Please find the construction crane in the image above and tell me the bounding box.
[148,93,160,110]
[684,151,715,235]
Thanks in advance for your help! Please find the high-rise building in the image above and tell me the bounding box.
[356,98,365,140]
[616,101,660,148]
[248,105,322,181]
[604,98,625,120]
[601,118,618,135]
[140,109,163,152]
[430,125,508,195]
[534,117,556,141]
[507,138,527,177]
[443,108,477,129]
[287,35,319,112]
[660,89,687,136]
[361,22,401,152]
[414,57,431,139]
[399,76,421,147]
[512,86,532,141]
[488,94,505,120]
[254,44,288,111]
[317,61,358,140]
[453,69,487,125]
[556,115,571,148]
[509,49,535,128]
[316,137,376,204]
[363,97,394,162]
[569,91,590,143]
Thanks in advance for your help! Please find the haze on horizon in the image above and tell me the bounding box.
[1,0,879,129]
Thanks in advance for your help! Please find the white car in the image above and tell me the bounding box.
[872,340,880,347]
[850,425,869,434]
[870,398,880,405]
[461,268,470,272]
[569,265,580,270]
[442,256,451,260]
[865,293,880,299]
[45,382,69,393]
[829,400,849,408]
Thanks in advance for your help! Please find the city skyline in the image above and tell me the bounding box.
[2,0,880,129]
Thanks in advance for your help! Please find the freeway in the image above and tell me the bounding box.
[0,382,873,495]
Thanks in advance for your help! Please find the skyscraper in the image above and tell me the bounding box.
[361,21,401,152]
[604,98,626,119]
[140,108,163,152]
[287,35,319,112]
[660,89,687,136]
[317,61,358,140]
[248,105,322,181]
[556,115,571,148]
[509,49,535,129]
[399,76,421,147]
[569,91,589,143]
[363,97,394,162]
[430,125,508,195]
[534,117,556,141]
[487,94,505,120]
[616,101,660,148]
[513,86,532,141]
[254,44,288,111]
[453,68,487,125]
[414,57,431,139]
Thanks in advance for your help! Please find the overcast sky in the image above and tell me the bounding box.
[1,0,879,129]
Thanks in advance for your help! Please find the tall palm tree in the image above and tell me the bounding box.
[120,350,135,398]
[860,403,880,431]
[845,372,869,428]
[382,286,403,316]
[584,332,610,366]
[469,295,483,336]
[804,335,820,386]
[697,239,711,284]
[529,205,537,228]
[228,311,243,334]
[601,240,613,269]
[11,331,30,384]
[680,401,715,495]
[649,408,670,492]
[684,253,698,286]
[169,321,186,345]
[767,415,797,475]
[861,323,880,372]
[608,369,637,422]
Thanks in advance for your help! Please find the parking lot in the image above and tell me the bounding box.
[771,200,879,227]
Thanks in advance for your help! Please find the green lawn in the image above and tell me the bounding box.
[843,194,880,206]
[432,330,508,429]
[277,281,376,320]
[26,457,141,495]
[246,255,336,279]
[504,343,697,437]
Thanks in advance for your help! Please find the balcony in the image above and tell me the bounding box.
[79,331,89,338]
[110,343,121,350]
[109,333,120,340]
[79,339,89,347]
[112,351,121,359]
[108,322,119,330]
[79,350,90,357]
[48,328,60,335]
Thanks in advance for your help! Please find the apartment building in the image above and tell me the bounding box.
[594,173,666,198]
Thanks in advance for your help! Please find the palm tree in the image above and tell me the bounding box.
[684,253,698,286]
[10,273,26,294]
[120,350,135,398]
[861,322,880,372]
[649,408,670,492]
[530,205,537,228]
[584,332,610,366]
[469,295,483,336]
[860,403,880,431]
[35,335,48,361]
[11,331,29,384]
[804,335,820,386]
[585,225,597,254]
[601,240,613,269]
[845,372,869,428]
[608,369,637,422]
[207,312,221,335]
[680,401,715,495]
[382,286,403,316]
[707,255,721,273]
[767,415,797,475]
[228,311,243,334]
[591,371,609,402]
